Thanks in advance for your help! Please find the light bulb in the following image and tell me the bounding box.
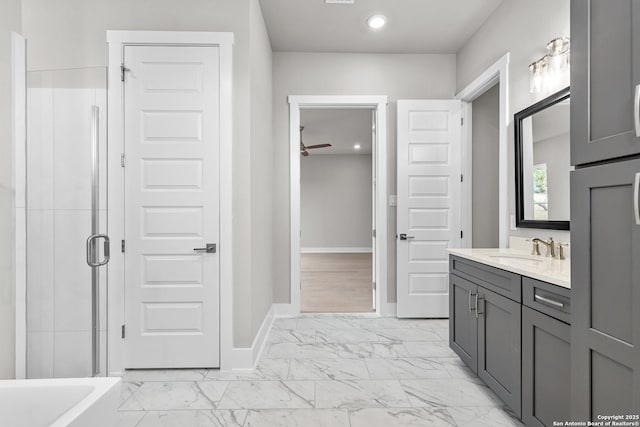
[367,15,387,29]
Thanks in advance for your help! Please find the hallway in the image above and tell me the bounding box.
[118,315,522,426]
[301,254,374,313]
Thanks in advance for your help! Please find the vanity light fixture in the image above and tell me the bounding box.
[529,37,570,93]
[354,144,361,150]
[367,14,387,29]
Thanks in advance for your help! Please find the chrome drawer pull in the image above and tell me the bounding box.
[634,172,640,226]
[534,294,564,308]
[468,292,477,313]
[634,84,640,137]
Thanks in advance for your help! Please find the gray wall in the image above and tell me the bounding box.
[22,0,273,348]
[472,84,500,248]
[456,0,571,244]
[301,155,372,249]
[248,0,273,346]
[533,132,571,221]
[272,52,456,304]
[0,0,22,379]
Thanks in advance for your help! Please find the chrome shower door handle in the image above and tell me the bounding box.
[635,84,640,137]
[86,234,110,267]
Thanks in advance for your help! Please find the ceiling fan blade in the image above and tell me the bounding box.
[305,144,332,149]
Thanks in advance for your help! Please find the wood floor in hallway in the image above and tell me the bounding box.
[301,253,374,313]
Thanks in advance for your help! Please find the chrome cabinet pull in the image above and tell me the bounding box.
[635,84,640,137]
[534,293,564,308]
[468,292,477,313]
[635,173,640,226]
[86,234,110,267]
[475,294,482,318]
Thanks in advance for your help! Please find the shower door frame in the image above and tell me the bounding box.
[13,32,27,379]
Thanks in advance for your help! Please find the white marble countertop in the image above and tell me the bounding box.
[447,248,571,289]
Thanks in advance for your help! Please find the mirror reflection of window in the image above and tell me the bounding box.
[533,163,548,220]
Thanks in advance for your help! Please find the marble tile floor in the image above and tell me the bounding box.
[118,315,523,427]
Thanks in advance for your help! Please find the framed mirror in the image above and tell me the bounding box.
[515,87,570,230]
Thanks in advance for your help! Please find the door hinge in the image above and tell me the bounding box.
[120,153,125,167]
[373,281,377,290]
[460,230,464,239]
[121,239,125,253]
[120,64,129,82]
[121,325,126,339]
[461,117,464,126]
[460,174,464,183]
[372,229,376,238]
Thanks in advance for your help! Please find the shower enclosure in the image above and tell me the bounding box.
[26,67,109,378]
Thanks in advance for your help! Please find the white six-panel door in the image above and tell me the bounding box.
[123,45,220,368]
[397,100,462,318]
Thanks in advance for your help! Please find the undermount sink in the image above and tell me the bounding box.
[483,252,546,266]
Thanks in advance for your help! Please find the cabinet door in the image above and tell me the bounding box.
[522,307,571,427]
[478,286,522,416]
[449,274,478,373]
[571,0,640,165]
[571,159,640,418]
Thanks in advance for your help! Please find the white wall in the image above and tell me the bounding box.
[456,0,570,244]
[22,0,273,348]
[472,84,500,248]
[272,52,456,304]
[0,0,22,380]
[533,132,571,221]
[301,155,372,250]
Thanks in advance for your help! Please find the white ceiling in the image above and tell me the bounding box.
[300,108,373,155]
[259,0,504,53]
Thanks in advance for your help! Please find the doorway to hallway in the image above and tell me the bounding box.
[299,108,374,313]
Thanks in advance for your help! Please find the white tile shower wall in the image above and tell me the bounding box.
[26,87,108,378]
[26,88,54,210]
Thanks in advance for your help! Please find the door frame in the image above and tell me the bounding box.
[455,53,510,248]
[287,95,390,316]
[106,31,234,374]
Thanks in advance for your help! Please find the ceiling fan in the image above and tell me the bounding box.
[300,126,332,157]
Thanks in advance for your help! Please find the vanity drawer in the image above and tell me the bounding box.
[522,277,570,324]
[450,256,521,303]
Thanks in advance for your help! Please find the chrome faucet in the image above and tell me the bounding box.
[532,237,555,258]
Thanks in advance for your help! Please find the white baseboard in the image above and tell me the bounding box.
[230,304,275,371]
[301,247,373,254]
[273,303,299,317]
[380,302,397,317]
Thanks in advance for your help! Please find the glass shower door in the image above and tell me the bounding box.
[26,67,109,378]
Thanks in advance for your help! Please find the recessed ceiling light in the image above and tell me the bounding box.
[367,14,387,30]
[354,144,361,149]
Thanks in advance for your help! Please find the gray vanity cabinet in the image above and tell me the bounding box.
[449,274,478,373]
[477,286,522,417]
[449,256,522,417]
[571,158,640,418]
[571,0,640,165]
[522,307,571,427]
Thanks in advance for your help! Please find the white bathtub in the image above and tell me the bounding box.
[0,377,121,427]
